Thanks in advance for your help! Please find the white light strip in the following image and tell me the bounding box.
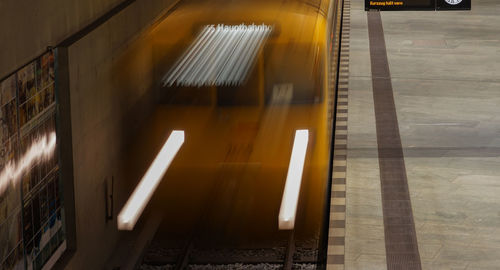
[0,132,57,196]
[162,24,272,87]
[279,129,309,230]
[118,130,184,230]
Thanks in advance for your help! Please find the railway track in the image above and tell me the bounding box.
[140,167,319,269]
[140,237,318,269]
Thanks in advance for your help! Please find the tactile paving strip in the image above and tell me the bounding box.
[367,11,422,270]
[326,0,350,269]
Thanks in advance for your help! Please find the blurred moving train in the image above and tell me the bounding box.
[118,0,339,266]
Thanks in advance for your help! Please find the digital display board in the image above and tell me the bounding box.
[365,0,470,10]
[365,0,435,10]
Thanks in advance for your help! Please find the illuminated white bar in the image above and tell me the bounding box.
[162,24,272,87]
[279,129,309,230]
[118,130,185,230]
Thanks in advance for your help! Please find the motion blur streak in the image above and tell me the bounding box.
[279,129,309,230]
[162,24,272,87]
[118,130,184,230]
[0,132,57,196]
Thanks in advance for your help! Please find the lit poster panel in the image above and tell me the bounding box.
[0,51,65,270]
[365,0,435,10]
[0,73,22,270]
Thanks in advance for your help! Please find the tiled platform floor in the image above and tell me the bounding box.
[344,0,500,269]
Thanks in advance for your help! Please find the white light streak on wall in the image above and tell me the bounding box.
[118,130,184,230]
[0,132,57,196]
[162,24,272,87]
[279,129,309,230]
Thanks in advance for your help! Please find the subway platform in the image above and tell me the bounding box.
[327,0,500,269]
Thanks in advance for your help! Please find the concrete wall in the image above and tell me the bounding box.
[1,0,178,268]
[0,0,124,79]
[65,0,178,269]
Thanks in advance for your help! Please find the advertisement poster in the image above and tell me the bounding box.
[0,74,23,270]
[0,50,64,270]
[0,75,18,145]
